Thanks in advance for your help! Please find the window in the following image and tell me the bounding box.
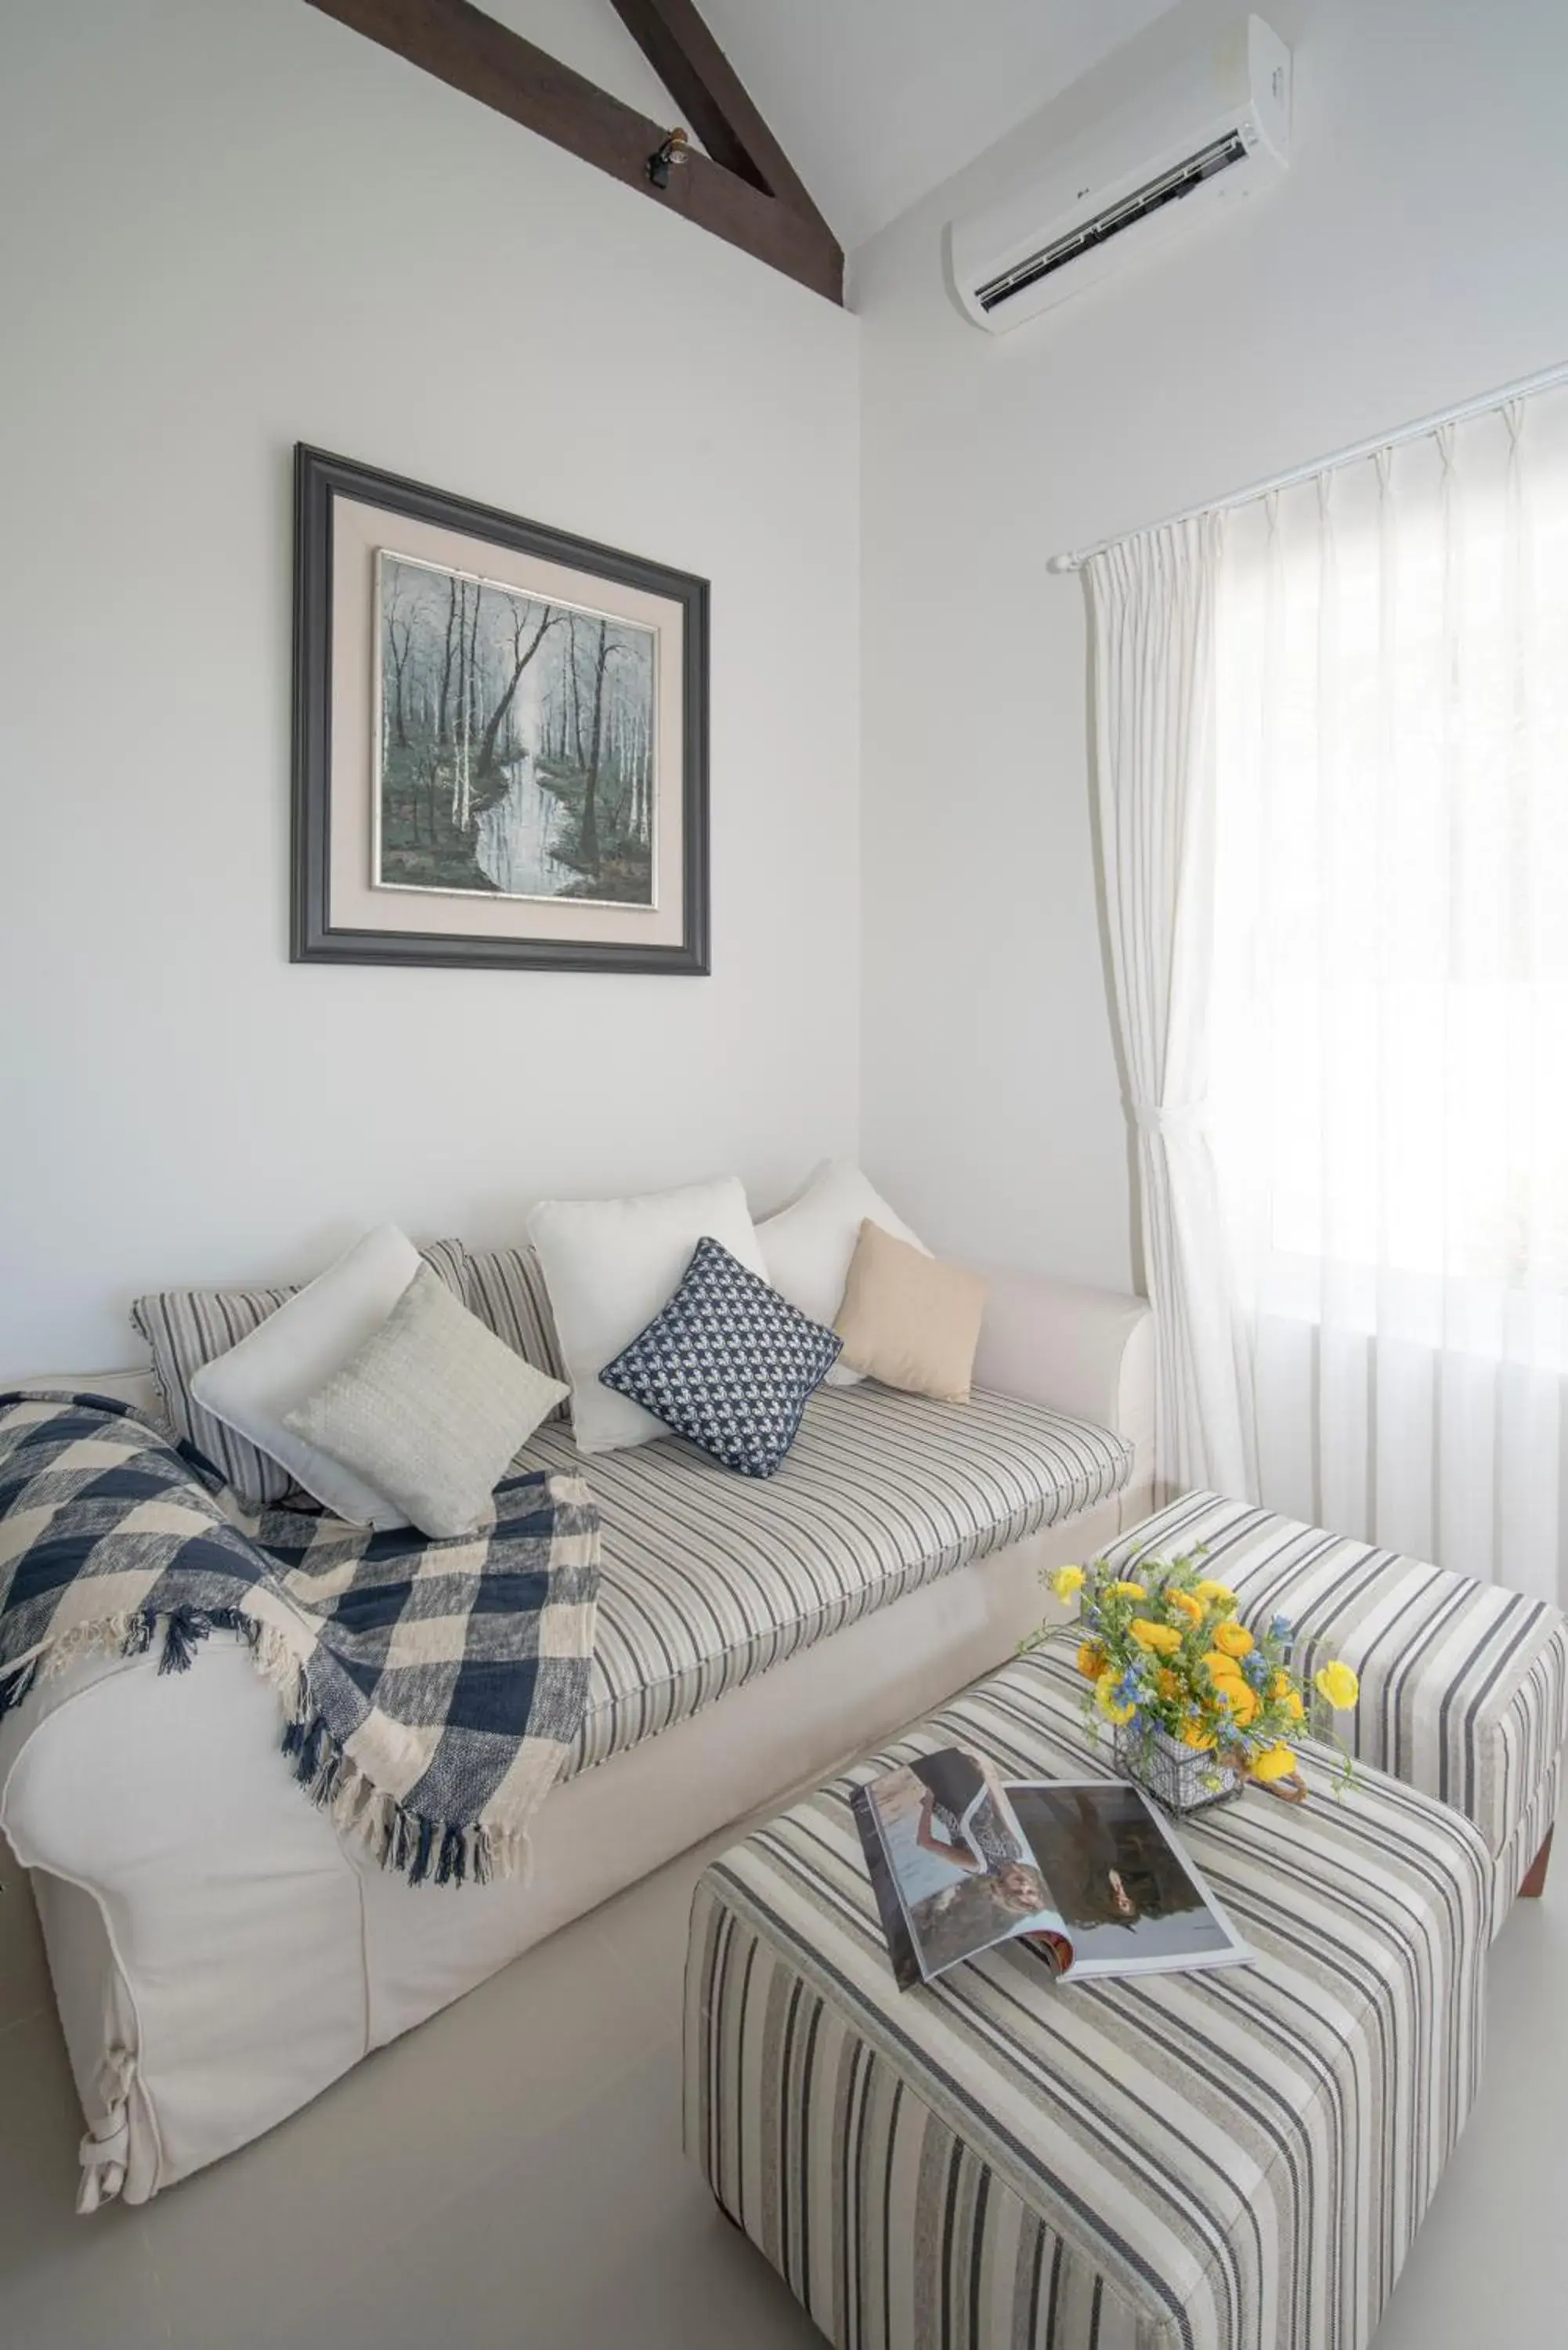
[1205,389,1568,1592]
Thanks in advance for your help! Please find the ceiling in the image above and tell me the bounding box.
[483,0,1182,256]
[695,0,1182,249]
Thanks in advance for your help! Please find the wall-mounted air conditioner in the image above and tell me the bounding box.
[948,16,1292,334]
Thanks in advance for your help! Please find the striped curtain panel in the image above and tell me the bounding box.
[1209,388,1568,1607]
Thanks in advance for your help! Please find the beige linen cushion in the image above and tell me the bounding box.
[283,1263,569,1538]
[833,1221,988,1404]
[756,1159,930,1390]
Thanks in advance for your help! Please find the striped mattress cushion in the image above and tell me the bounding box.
[1104,1492,1568,1870]
[129,1238,471,1507]
[685,1648,1490,2350]
[513,1381,1132,1781]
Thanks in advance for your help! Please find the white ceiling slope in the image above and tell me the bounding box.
[698,0,1181,248]
[485,0,1179,253]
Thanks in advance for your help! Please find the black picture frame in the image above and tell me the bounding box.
[291,444,710,974]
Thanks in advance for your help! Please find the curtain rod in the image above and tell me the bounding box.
[1046,353,1568,574]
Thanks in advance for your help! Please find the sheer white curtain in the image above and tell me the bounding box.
[1209,389,1568,1604]
[1086,522,1255,1499]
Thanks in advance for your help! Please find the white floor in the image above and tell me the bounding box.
[2,1813,1563,2349]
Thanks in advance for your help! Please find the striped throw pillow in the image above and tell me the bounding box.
[130,1237,470,1506]
[463,1246,570,1422]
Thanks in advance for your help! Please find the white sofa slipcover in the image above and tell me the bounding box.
[0,1266,1154,2206]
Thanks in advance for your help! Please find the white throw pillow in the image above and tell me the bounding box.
[190,1224,427,1525]
[756,1160,930,1387]
[282,1264,569,1538]
[529,1177,768,1455]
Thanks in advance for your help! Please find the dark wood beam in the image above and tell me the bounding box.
[606,0,828,235]
[304,0,843,305]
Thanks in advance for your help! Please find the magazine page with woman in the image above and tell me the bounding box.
[852,1747,1252,1990]
[851,1748,1069,1989]
[1004,1779,1253,1979]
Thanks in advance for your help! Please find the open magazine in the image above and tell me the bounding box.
[851,1747,1255,1990]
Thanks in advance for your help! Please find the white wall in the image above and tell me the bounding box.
[855,0,1568,1295]
[0,0,859,1376]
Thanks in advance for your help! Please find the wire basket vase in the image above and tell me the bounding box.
[1113,1721,1245,1816]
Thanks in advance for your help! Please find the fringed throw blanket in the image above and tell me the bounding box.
[0,1393,600,1885]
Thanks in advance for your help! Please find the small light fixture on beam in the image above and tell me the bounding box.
[646,127,690,189]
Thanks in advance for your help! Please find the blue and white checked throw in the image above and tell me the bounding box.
[0,1392,600,1885]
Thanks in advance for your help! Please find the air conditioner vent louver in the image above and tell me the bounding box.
[948,18,1291,334]
[977,131,1250,314]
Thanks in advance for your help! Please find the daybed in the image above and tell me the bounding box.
[0,1264,1154,2206]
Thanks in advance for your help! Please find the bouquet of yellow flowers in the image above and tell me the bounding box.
[1025,1555,1360,1810]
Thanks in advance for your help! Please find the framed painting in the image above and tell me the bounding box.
[291,446,710,973]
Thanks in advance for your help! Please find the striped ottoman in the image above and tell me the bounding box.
[685,1647,1491,2350]
[1106,1495,1568,1929]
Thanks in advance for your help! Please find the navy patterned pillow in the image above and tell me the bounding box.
[598,1235,842,1477]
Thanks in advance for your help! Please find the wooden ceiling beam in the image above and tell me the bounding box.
[605,0,828,233]
[305,0,844,306]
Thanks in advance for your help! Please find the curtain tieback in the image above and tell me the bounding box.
[76,2045,135,2214]
[1133,1098,1209,1137]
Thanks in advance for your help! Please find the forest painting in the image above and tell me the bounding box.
[294,447,708,974]
[375,551,657,906]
